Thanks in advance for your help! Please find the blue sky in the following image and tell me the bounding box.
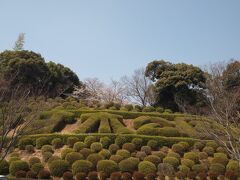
[0,1,240,82]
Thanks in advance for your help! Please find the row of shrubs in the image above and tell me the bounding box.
[3,135,239,179]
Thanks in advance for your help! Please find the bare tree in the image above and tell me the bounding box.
[203,61,240,165]
[122,68,153,106]
[13,33,25,51]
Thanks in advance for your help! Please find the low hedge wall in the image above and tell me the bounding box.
[18,133,209,148]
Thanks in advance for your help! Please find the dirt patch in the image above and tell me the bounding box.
[123,119,135,131]
[61,118,81,134]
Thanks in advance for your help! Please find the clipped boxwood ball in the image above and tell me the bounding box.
[84,136,97,148]
[18,137,33,150]
[144,155,161,167]
[9,160,29,176]
[147,140,158,150]
[141,146,151,155]
[109,144,120,154]
[209,163,225,175]
[36,137,49,149]
[51,138,63,149]
[65,152,84,165]
[97,160,119,176]
[99,149,111,159]
[183,152,199,163]
[131,138,143,150]
[202,146,215,156]
[90,142,103,153]
[31,163,44,174]
[100,137,112,148]
[67,137,79,148]
[0,160,9,175]
[138,161,156,175]
[41,145,54,154]
[181,158,195,168]
[87,153,104,168]
[163,157,179,169]
[119,158,139,173]
[72,160,93,175]
[73,142,86,152]
[122,143,135,153]
[110,155,124,164]
[116,149,131,159]
[61,148,74,159]
[49,160,70,177]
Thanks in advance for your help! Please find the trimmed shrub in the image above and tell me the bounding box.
[87,153,104,168]
[38,169,51,179]
[144,155,161,167]
[122,143,135,153]
[209,163,225,175]
[63,171,74,180]
[0,160,9,175]
[47,155,61,164]
[167,152,181,160]
[110,172,122,180]
[147,140,158,150]
[116,149,131,159]
[172,143,184,155]
[42,152,53,162]
[202,146,215,156]
[99,149,111,159]
[183,152,199,163]
[199,152,208,160]
[97,160,119,176]
[122,172,132,180]
[197,172,207,180]
[84,136,97,147]
[9,152,20,157]
[181,158,195,168]
[76,172,87,180]
[193,142,205,150]
[15,170,26,178]
[141,146,151,155]
[110,155,124,163]
[25,145,35,153]
[61,148,74,159]
[136,151,147,161]
[51,138,63,149]
[88,171,99,180]
[109,144,120,154]
[134,105,142,112]
[99,171,108,180]
[90,142,103,153]
[156,107,164,113]
[31,163,44,174]
[9,160,29,176]
[206,141,218,150]
[72,160,93,174]
[143,106,155,112]
[41,145,54,153]
[80,148,92,159]
[178,165,190,174]
[133,171,145,180]
[119,158,139,172]
[49,160,70,177]
[18,137,33,150]
[115,136,129,147]
[163,157,179,169]
[8,157,20,164]
[225,170,239,180]
[26,170,37,178]
[212,156,229,166]
[192,164,207,173]
[74,142,86,152]
[124,104,134,111]
[216,146,226,153]
[151,151,166,160]
[67,137,79,148]
[226,160,239,173]
[131,138,143,150]
[138,161,156,175]
[157,163,175,177]
[36,137,49,149]
[65,152,84,165]
[187,171,197,179]
[100,137,112,148]
[214,152,228,159]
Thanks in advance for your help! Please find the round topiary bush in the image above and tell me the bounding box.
[67,137,79,148]
[80,148,92,159]
[99,149,111,159]
[38,169,51,179]
[206,141,218,150]
[97,160,119,177]
[178,165,190,174]
[9,160,29,176]
[31,163,44,174]
[193,142,205,150]
[72,160,93,174]
[15,170,26,178]
[138,161,157,175]
[109,144,120,154]
[110,155,124,163]
[199,152,208,160]
[183,152,199,163]
[90,142,103,153]
[49,160,70,177]
[212,156,229,166]
[144,155,161,167]
[209,163,225,175]
[167,152,181,160]
[99,171,108,180]
[226,160,239,173]
[181,158,195,168]
[122,172,132,180]
[192,164,207,173]
[172,143,184,155]
[65,152,84,165]
[157,163,175,177]
[84,136,97,148]
[131,138,143,150]
[51,138,63,149]
[202,146,215,156]
[141,146,151,155]
[36,137,49,149]
[136,151,147,161]
[26,170,37,179]
[100,137,112,148]
[122,143,135,153]
[163,157,179,169]
[115,136,129,147]
[142,106,155,112]
[8,157,21,164]
[88,171,99,180]
[0,160,9,175]
[156,107,164,113]
[41,145,54,154]
[147,140,158,150]
[133,171,145,180]
[151,151,166,160]
[119,158,139,173]
[74,142,86,152]
[42,152,53,162]
[18,137,33,150]
[47,155,61,165]
[25,145,35,153]
[116,149,131,159]
[63,171,73,180]
[61,148,74,159]
[87,153,104,168]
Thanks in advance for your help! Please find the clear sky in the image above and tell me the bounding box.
[0,1,240,82]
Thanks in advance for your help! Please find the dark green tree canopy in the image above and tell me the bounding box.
[145,60,206,111]
[0,50,81,97]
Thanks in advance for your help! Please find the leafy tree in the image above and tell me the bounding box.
[145,60,206,111]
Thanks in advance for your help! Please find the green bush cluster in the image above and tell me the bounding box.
[49,160,70,177]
